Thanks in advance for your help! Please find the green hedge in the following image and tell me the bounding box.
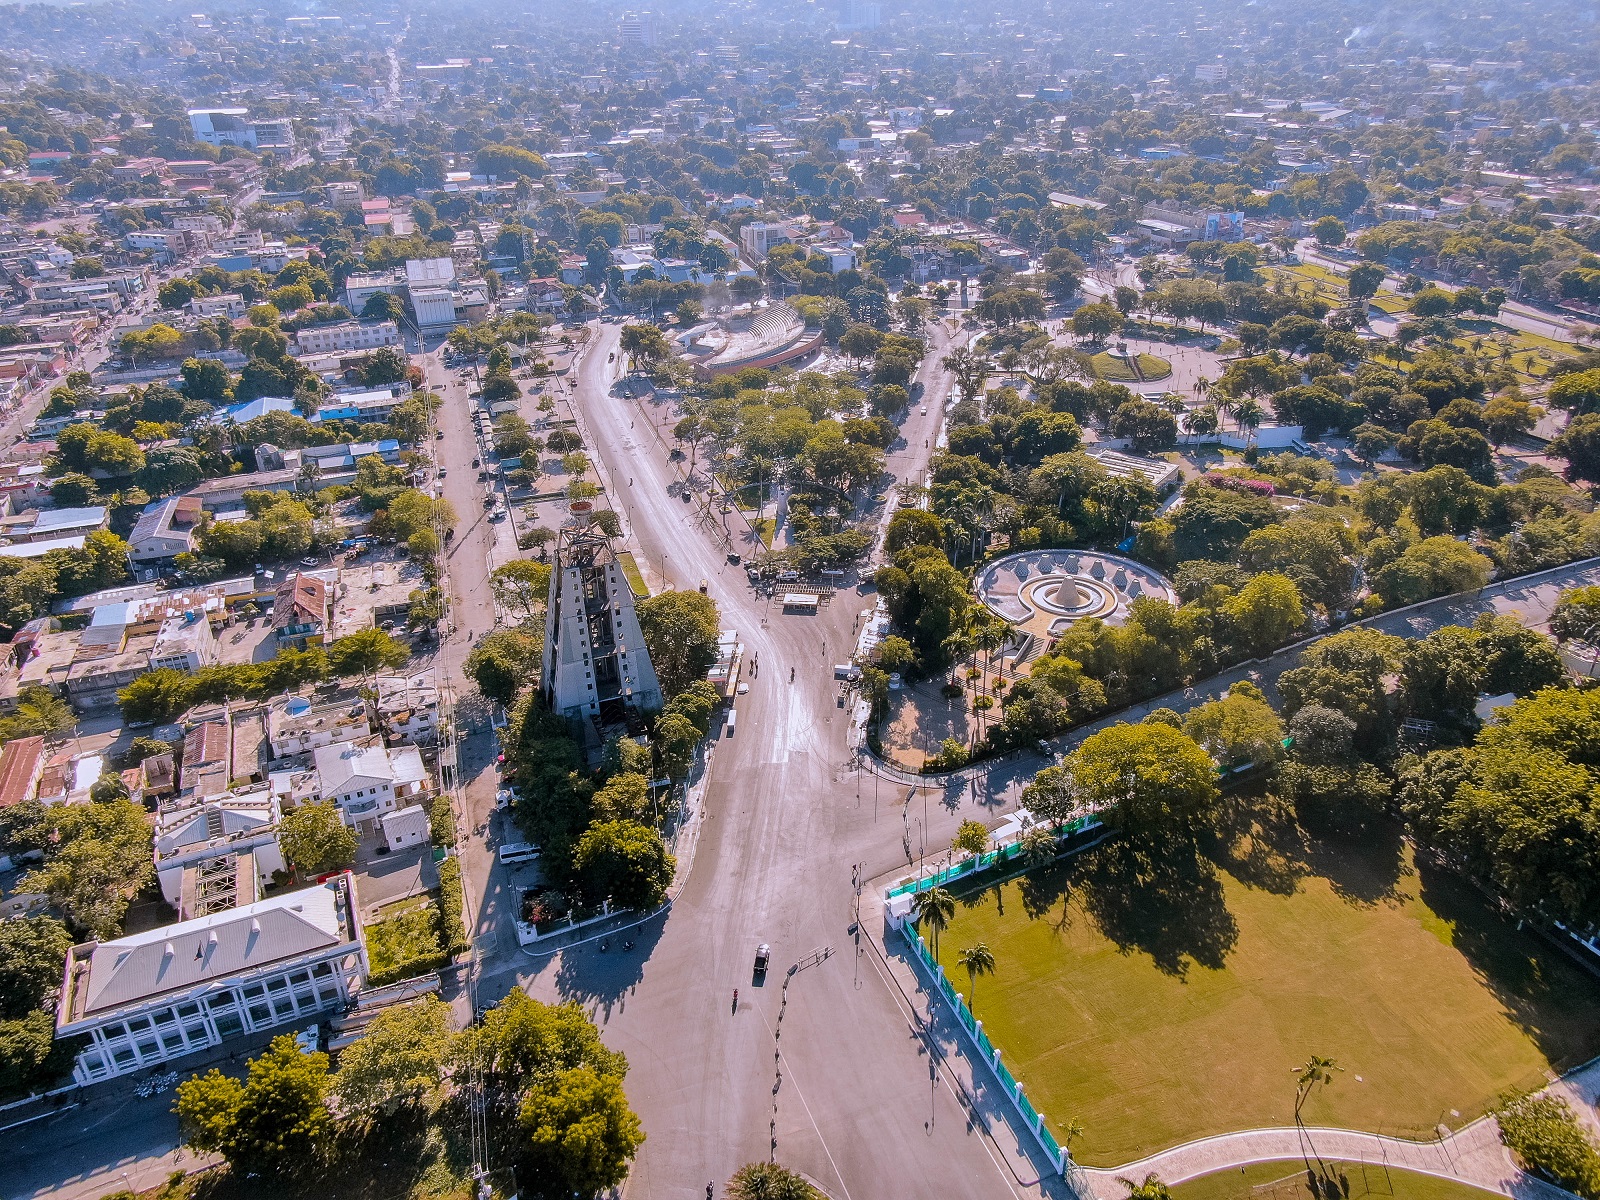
[1499,1094,1600,1199]
[364,903,446,986]
[368,950,452,989]
[428,795,456,847]
[436,856,470,955]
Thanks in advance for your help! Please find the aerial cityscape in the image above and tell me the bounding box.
[3,1,1600,1198]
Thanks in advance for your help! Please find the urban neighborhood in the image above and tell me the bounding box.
[3,3,1600,1200]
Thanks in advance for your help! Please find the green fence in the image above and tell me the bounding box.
[886,813,1102,901]
[905,927,1067,1176]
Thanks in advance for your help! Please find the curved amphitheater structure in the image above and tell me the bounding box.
[680,303,823,380]
[977,549,1178,640]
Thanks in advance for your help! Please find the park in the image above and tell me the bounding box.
[928,801,1600,1168]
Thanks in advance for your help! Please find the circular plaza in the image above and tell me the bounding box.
[976,549,1177,639]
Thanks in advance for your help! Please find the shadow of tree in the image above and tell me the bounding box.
[1298,815,1406,908]
[547,910,668,1020]
[1210,789,1310,897]
[1076,839,1239,977]
[1415,857,1600,1074]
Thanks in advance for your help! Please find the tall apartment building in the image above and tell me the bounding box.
[619,10,657,48]
[541,528,662,738]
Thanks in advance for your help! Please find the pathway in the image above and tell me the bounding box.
[1077,1053,1600,1200]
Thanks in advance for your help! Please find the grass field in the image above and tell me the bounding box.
[929,810,1600,1167]
[1091,351,1173,382]
[616,550,650,597]
[1171,1162,1505,1200]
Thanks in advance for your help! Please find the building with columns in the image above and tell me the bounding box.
[56,875,366,1084]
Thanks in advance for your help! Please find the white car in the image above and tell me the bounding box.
[919,406,928,415]
[495,788,516,810]
[295,1024,320,1053]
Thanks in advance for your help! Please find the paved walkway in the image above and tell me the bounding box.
[1076,1054,1600,1200]
[1075,1120,1542,1199]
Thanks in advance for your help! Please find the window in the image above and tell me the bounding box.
[127,1016,152,1033]
[177,1003,201,1019]
[215,1013,243,1037]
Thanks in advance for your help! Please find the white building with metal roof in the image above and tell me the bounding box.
[56,875,366,1084]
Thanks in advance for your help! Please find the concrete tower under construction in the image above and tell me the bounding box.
[540,528,662,739]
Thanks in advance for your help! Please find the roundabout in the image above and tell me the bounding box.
[977,549,1178,639]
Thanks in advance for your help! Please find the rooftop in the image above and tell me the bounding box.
[60,877,354,1026]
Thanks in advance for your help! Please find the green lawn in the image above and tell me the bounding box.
[929,814,1600,1167]
[1171,1162,1506,1200]
[1091,351,1172,382]
[616,550,650,597]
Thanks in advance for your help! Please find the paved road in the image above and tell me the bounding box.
[484,322,1060,1200]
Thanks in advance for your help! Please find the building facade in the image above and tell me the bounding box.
[57,876,366,1085]
[541,529,663,738]
[295,321,401,355]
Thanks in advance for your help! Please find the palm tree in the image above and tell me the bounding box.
[971,616,1009,734]
[957,942,996,1013]
[1019,825,1057,867]
[912,886,956,958]
[1292,1055,1343,1174]
[1118,1174,1172,1200]
[1232,397,1265,448]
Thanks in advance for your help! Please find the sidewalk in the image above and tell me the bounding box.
[856,877,1071,1196]
[1075,1119,1566,1200]
[864,857,1600,1200]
